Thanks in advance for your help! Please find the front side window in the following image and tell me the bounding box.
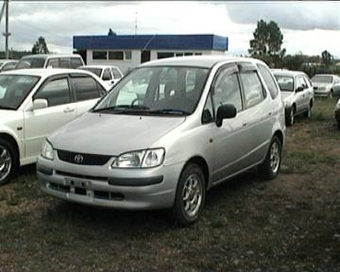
[34,78,70,107]
[240,71,265,108]
[0,75,40,109]
[212,69,243,114]
[46,58,59,68]
[102,68,112,80]
[93,66,209,116]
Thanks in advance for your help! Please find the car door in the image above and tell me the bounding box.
[23,74,77,160]
[69,73,107,115]
[295,75,309,113]
[209,64,254,183]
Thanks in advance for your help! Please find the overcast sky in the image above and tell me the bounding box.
[1,1,340,58]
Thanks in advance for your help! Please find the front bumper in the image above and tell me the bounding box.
[37,154,184,210]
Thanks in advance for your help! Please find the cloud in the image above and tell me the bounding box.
[2,1,340,57]
[225,1,340,31]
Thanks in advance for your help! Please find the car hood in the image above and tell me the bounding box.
[49,112,186,155]
[0,109,21,125]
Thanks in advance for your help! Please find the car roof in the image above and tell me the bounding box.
[272,69,307,77]
[20,54,81,59]
[140,55,263,69]
[80,65,120,69]
[0,68,97,77]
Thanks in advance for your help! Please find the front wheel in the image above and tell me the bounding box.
[304,103,312,118]
[171,163,206,226]
[258,136,282,180]
[0,139,18,186]
[286,108,295,126]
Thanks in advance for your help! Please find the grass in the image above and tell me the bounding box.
[1,97,340,271]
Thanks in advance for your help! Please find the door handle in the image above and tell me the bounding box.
[63,107,75,113]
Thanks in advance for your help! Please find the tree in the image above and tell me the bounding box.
[249,19,285,67]
[108,28,117,36]
[32,36,49,54]
[321,50,333,67]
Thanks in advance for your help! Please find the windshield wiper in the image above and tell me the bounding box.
[92,105,150,113]
[149,109,190,115]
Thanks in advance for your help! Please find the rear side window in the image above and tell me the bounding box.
[257,63,279,99]
[34,78,71,107]
[239,71,265,108]
[71,76,105,101]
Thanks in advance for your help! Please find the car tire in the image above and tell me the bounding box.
[304,103,312,118]
[286,107,295,126]
[171,163,205,226]
[0,139,18,186]
[258,136,282,180]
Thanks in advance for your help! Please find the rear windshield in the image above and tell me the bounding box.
[311,75,333,83]
[274,75,294,92]
[16,58,45,69]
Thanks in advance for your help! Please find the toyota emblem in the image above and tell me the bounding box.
[74,154,84,164]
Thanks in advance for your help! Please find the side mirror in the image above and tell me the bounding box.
[216,104,237,127]
[296,86,304,92]
[33,99,48,110]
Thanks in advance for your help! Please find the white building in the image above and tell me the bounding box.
[73,34,229,74]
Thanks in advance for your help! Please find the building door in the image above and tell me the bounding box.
[141,50,150,63]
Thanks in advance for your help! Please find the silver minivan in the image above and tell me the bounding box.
[37,56,285,225]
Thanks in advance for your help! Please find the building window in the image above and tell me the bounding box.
[125,51,132,60]
[93,51,107,60]
[176,53,184,57]
[109,51,124,60]
[184,52,193,56]
[195,53,202,56]
[157,52,174,59]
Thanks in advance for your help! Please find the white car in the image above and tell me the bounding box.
[273,70,314,126]
[78,65,123,89]
[0,68,107,185]
[311,74,340,98]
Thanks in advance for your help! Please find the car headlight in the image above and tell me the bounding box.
[41,138,54,160]
[112,148,165,168]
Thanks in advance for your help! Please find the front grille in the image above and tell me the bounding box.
[48,182,124,201]
[57,150,111,165]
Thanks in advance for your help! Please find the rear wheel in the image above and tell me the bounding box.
[0,139,18,185]
[171,163,205,226]
[258,136,282,180]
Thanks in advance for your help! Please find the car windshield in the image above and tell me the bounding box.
[274,75,294,92]
[311,75,333,83]
[16,58,45,69]
[93,66,209,116]
[80,67,102,77]
[0,75,40,110]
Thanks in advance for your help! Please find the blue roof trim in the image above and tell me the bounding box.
[73,34,228,51]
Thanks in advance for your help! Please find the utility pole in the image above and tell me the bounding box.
[3,0,10,59]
